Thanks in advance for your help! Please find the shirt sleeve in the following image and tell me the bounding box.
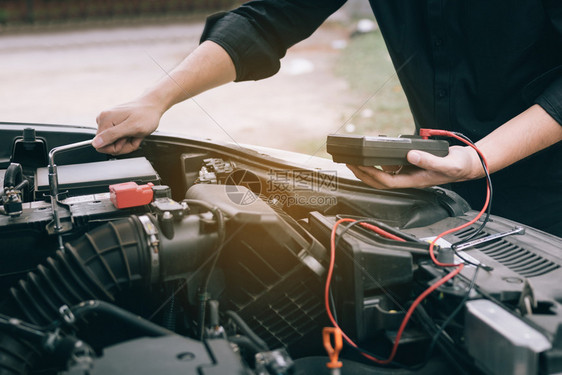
[199,0,347,82]
[534,0,562,126]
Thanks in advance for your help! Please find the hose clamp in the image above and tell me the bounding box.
[59,305,76,324]
[138,215,160,283]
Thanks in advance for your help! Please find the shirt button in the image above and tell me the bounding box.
[437,89,447,98]
[434,38,443,47]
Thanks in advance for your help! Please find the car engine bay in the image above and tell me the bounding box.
[1,122,562,375]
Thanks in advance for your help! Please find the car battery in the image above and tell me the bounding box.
[35,157,160,198]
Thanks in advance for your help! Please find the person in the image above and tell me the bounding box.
[93,0,562,236]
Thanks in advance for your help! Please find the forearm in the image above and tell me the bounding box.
[347,104,562,190]
[139,40,236,112]
[93,41,235,154]
[471,104,562,178]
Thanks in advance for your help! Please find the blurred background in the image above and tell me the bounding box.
[0,0,414,158]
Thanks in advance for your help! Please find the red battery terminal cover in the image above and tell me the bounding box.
[109,182,154,209]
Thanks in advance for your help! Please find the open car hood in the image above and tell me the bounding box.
[1,122,561,375]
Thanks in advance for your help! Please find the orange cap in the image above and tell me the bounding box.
[323,327,343,369]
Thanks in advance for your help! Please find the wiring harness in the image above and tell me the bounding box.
[325,128,492,366]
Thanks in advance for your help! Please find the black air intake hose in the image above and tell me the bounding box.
[0,211,218,375]
[9,216,151,326]
[0,216,150,374]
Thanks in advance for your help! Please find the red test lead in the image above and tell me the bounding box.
[324,129,492,366]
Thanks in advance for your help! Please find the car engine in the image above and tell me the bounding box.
[1,123,562,375]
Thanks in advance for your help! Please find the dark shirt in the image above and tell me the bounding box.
[201,0,562,236]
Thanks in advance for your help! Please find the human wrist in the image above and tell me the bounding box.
[136,89,172,115]
[464,145,487,180]
[138,70,194,114]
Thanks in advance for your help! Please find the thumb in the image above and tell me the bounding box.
[92,124,129,149]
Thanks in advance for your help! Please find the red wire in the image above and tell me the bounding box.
[359,222,406,242]
[420,129,491,267]
[324,129,490,365]
[326,218,464,364]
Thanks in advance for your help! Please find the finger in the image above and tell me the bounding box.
[408,150,450,171]
[92,133,107,150]
[111,138,128,155]
[356,165,400,186]
[92,121,133,150]
[96,142,124,155]
[407,150,466,179]
[118,138,143,155]
[350,164,435,189]
[347,165,392,189]
[96,110,129,134]
[131,137,143,150]
[381,165,402,173]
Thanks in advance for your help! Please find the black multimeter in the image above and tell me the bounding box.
[326,134,449,166]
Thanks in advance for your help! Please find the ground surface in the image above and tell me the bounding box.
[0,9,412,158]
